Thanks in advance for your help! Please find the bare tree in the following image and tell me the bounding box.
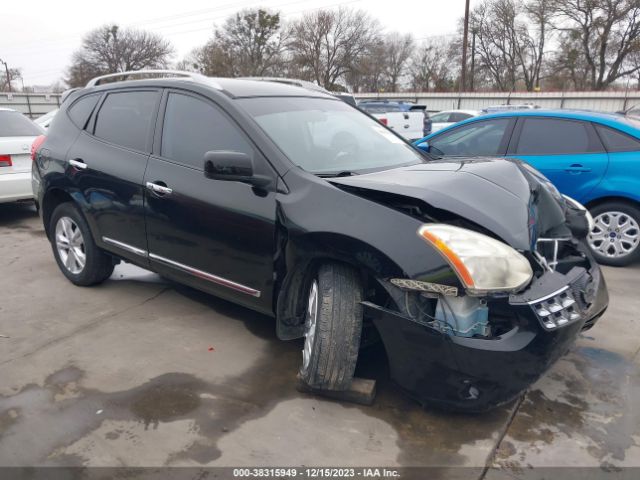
[66,25,173,87]
[409,38,458,91]
[289,7,381,89]
[469,1,519,91]
[345,40,388,92]
[0,67,21,92]
[554,0,640,90]
[521,0,554,90]
[385,33,415,92]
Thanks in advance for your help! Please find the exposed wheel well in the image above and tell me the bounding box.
[585,196,639,210]
[42,189,74,238]
[275,253,396,342]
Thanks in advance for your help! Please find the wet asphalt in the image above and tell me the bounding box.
[0,202,638,478]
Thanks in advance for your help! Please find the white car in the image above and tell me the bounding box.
[430,109,482,132]
[0,108,44,203]
[358,102,426,141]
[34,109,58,130]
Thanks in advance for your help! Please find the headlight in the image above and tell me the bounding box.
[562,195,595,231]
[418,224,533,295]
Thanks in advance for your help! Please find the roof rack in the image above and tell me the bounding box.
[85,70,219,88]
[238,77,332,94]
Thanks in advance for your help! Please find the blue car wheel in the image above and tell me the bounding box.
[588,201,640,266]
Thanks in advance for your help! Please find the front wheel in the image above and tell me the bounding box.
[299,263,363,391]
[50,202,115,285]
[588,201,640,266]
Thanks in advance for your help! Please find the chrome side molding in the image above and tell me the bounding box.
[100,237,260,298]
[102,236,147,257]
[149,253,261,298]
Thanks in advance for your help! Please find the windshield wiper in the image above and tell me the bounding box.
[316,171,357,178]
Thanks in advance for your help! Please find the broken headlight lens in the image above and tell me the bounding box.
[418,224,533,295]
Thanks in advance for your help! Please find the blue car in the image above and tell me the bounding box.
[414,110,640,266]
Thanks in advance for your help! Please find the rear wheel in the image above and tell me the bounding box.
[588,201,640,266]
[50,202,114,285]
[299,263,363,391]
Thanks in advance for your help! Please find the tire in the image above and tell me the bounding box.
[588,201,640,267]
[299,262,364,391]
[50,202,114,285]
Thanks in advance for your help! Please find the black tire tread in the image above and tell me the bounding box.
[301,262,363,391]
[50,202,115,286]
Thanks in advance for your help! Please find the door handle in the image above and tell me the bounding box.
[68,159,87,170]
[146,181,173,195]
[564,164,591,173]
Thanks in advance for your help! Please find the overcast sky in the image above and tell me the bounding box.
[1,0,472,86]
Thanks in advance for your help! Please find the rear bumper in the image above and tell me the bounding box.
[0,172,33,203]
[366,261,608,412]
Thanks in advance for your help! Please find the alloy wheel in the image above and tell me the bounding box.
[588,211,639,259]
[55,216,86,274]
[302,280,319,372]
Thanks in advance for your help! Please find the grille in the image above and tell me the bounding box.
[530,286,583,330]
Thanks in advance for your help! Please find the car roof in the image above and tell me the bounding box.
[82,76,334,100]
[0,107,17,112]
[423,108,640,140]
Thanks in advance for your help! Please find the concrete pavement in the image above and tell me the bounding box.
[0,202,638,478]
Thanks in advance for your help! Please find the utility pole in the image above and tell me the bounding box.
[470,29,477,92]
[0,58,12,93]
[460,0,471,92]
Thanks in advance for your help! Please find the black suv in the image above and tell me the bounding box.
[33,71,608,412]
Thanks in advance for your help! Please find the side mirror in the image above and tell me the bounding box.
[415,140,430,152]
[204,151,271,188]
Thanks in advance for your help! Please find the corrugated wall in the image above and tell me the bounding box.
[1,91,639,118]
[354,91,640,113]
[0,93,62,118]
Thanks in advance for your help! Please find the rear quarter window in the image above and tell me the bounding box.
[0,110,43,137]
[595,124,640,152]
[67,94,101,129]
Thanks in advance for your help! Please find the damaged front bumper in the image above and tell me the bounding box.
[364,261,608,412]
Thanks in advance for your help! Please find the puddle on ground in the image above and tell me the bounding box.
[0,281,515,469]
[492,344,640,469]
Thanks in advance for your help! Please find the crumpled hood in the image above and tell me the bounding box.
[329,158,568,251]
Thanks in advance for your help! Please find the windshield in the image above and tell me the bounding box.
[0,110,44,137]
[239,97,424,174]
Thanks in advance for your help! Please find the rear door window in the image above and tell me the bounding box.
[0,110,43,136]
[160,92,253,169]
[93,91,158,151]
[595,124,640,152]
[515,118,601,155]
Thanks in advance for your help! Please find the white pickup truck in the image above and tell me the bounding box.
[358,101,429,141]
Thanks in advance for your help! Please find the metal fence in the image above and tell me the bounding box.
[0,92,62,118]
[2,90,639,118]
[354,91,640,113]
